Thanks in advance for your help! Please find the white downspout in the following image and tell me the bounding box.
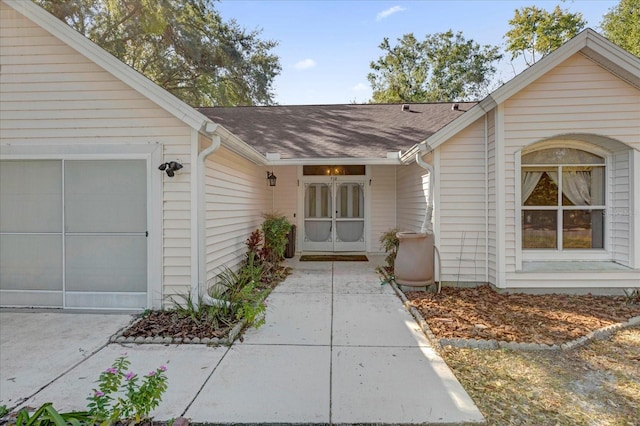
[415,143,441,288]
[193,124,230,308]
[415,144,434,234]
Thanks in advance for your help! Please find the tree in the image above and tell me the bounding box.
[367,30,502,103]
[601,0,640,57]
[504,5,586,66]
[35,0,281,106]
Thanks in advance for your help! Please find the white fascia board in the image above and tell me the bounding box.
[266,157,402,166]
[400,98,493,164]
[401,29,640,165]
[214,125,268,165]
[4,0,210,131]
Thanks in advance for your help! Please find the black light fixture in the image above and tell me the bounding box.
[266,171,277,187]
[159,161,183,177]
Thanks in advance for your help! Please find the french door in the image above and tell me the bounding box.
[302,177,366,252]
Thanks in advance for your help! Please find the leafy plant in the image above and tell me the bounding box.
[376,228,401,285]
[14,403,90,426]
[86,355,168,425]
[0,405,8,419]
[212,266,267,329]
[261,213,292,264]
[623,288,640,305]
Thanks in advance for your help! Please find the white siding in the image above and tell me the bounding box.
[611,151,631,265]
[396,161,428,232]
[503,53,640,273]
[486,110,497,284]
[203,147,270,284]
[438,118,487,283]
[369,165,396,253]
[1,3,194,303]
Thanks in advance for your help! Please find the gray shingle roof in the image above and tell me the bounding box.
[198,102,476,160]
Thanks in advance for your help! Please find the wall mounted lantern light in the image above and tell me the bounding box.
[266,171,277,187]
[159,161,183,177]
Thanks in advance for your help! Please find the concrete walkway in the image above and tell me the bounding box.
[1,257,484,425]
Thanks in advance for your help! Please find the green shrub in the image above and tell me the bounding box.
[376,228,400,284]
[261,212,292,264]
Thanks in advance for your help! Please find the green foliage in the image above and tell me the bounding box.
[35,0,281,106]
[0,405,8,419]
[11,356,167,426]
[368,30,502,102]
[212,266,267,328]
[623,288,640,305]
[504,5,586,66]
[86,355,168,425]
[15,403,90,426]
[261,213,292,264]
[375,228,400,285]
[601,0,640,56]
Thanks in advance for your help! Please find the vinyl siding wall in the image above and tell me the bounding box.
[503,53,640,272]
[396,160,429,233]
[203,147,270,284]
[611,151,631,265]
[438,118,487,283]
[1,3,194,301]
[369,165,396,253]
[486,110,497,284]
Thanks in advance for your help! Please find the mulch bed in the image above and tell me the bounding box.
[120,311,234,340]
[405,284,640,345]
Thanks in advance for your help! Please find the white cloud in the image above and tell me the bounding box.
[376,5,406,21]
[351,83,368,92]
[294,59,317,70]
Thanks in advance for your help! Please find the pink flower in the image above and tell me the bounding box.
[159,365,167,372]
[125,371,135,381]
[147,371,155,377]
[95,390,104,397]
[105,367,118,374]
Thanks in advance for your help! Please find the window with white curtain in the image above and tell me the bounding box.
[521,148,605,250]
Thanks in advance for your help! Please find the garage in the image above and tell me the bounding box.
[0,159,148,309]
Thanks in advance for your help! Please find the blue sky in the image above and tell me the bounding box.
[215,0,619,105]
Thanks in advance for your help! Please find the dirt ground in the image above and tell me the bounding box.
[404,285,640,425]
[405,284,640,345]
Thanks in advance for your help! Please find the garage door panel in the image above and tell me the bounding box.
[0,160,62,233]
[0,234,63,291]
[65,235,147,293]
[64,160,147,233]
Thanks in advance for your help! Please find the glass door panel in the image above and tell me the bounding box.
[303,182,333,251]
[302,178,366,252]
[334,181,365,251]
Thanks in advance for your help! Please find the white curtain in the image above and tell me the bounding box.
[562,171,591,206]
[521,171,543,203]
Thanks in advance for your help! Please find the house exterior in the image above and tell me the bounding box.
[1,0,638,311]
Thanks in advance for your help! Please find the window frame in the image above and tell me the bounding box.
[516,141,612,265]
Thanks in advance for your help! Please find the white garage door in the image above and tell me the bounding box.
[0,159,147,309]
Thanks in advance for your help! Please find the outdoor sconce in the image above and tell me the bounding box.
[159,161,183,177]
[266,171,277,187]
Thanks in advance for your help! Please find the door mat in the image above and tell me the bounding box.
[299,255,369,262]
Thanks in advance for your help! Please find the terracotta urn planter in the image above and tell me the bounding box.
[394,231,434,289]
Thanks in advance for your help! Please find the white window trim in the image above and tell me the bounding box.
[515,141,613,268]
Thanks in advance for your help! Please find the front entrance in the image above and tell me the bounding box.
[302,176,366,252]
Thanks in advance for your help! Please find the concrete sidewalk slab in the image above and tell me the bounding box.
[331,345,484,424]
[333,293,430,347]
[0,311,132,408]
[242,292,331,345]
[186,344,331,424]
[273,268,333,294]
[19,343,229,421]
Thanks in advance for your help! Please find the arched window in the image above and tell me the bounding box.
[521,147,605,250]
